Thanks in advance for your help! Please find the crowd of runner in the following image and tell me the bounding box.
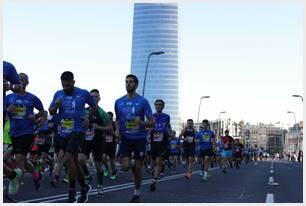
[3,61,269,203]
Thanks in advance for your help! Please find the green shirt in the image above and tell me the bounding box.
[85,106,110,140]
[3,120,12,145]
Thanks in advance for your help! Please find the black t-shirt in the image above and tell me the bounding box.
[183,128,196,144]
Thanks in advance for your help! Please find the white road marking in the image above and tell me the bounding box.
[265,193,274,203]
[22,167,221,203]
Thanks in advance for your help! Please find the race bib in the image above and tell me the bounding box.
[105,134,113,143]
[125,120,139,133]
[202,134,210,142]
[236,148,240,152]
[38,137,46,145]
[153,131,163,142]
[185,136,194,143]
[85,128,95,141]
[13,105,26,119]
[171,144,176,150]
[125,120,139,130]
[60,119,74,134]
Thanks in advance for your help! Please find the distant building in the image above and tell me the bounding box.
[241,123,284,153]
[285,121,303,152]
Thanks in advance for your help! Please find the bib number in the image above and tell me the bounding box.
[202,134,210,142]
[153,132,163,142]
[61,119,74,134]
[13,105,27,119]
[105,134,113,143]
[185,136,193,143]
[85,129,95,141]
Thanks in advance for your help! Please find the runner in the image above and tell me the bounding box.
[149,99,172,192]
[216,138,224,169]
[169,130,181,173]
[31,119,53,173]
[3,61,23,202]
[243,144,250,164]
[3,61,22,123]
[233,138,244,169]
[220,130,233,173]
[195,119,215,181]
[179,119,196,180]
[49,114,69,187]
[80,89,112,197]
[49,71,96,203]
[114,74,154,203]
[253,144,260,165]
[5,72,47,201]
[104,111,118,180]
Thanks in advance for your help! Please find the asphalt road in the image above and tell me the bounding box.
[3,159,303,203]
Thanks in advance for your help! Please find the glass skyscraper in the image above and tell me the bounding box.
[131,3,180,132]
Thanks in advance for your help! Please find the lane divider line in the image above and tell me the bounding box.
[22,168,221,203]
[265,193,274,203]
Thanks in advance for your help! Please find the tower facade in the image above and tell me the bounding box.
[131,3,180,132]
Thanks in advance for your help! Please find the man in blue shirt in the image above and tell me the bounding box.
[49,71,96,203]
[169,130,181,173]
[115,74,154,203]
[149,99,172,192]
[5,72,47,200]
[195,119,215,181]
[3,61,22,103]
[3,61,23,202]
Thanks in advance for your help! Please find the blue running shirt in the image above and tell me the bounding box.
[115,94,152,140]
[151,112,170,142]
[195,130,215,150]
[49,87,96,136]
[5,92,44,137]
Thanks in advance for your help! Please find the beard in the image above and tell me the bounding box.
[64,88,73,95]
[126,86,136,93]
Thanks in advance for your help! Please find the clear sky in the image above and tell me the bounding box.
[3,1,303,128]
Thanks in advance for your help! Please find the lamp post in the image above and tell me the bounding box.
[217,111,226,142]
[196,96,210,131]
[287,111,299,152]
[142,51,165,97]
[274,121,281,154]
[292,94,303,102]
[292,94,303,152]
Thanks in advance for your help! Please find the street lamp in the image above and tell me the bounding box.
[217,111,226,141]
[142,51,165,96]
[274,122,281,154]
[196,96,210,131]
[287,111,299,152]
[292,94,303,102]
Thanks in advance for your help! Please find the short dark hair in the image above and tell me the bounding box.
[90,89,99,94]
[202,119,209,124]
[61,71,74,81]
[225,129,229,133]
[126,74,138,86]
[187,119,193,123]
[154,99,165,107]
[19,73,29,81]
